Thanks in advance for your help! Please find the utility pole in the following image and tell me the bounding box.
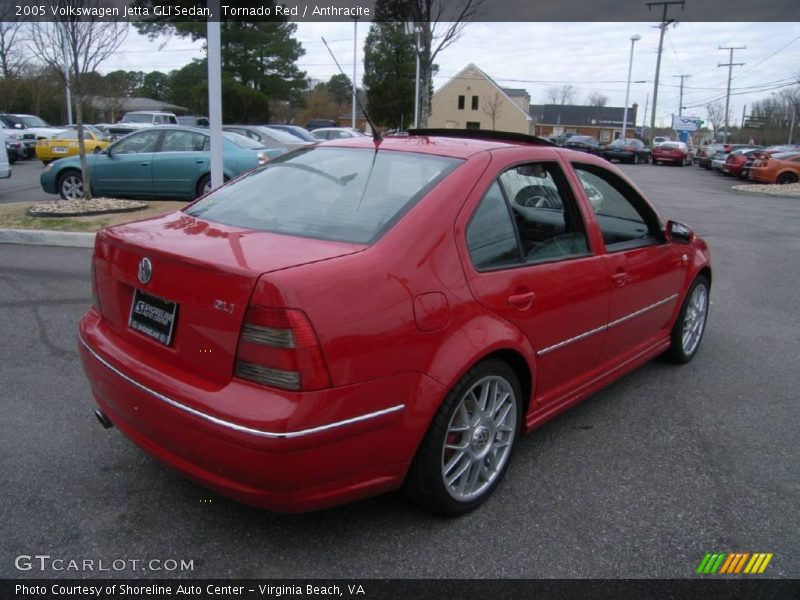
[352,16,359,129]
[673,74,691,116]
[647,1,684,137]
[719,45,746,144]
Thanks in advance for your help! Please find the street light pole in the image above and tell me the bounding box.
[622,34,641,140]
[352,17,358,129]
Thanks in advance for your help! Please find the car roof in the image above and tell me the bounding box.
[319,132,558,159]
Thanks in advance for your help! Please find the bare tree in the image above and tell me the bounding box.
[482,91,502,130]
[545,84,576,105]
[705,101,725,140]
[587,92,609,107]
[0,6,29,78]
[381,0,485,127]
[28,2,127,200]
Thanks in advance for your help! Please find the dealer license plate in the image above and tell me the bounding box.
[129,289,178,346]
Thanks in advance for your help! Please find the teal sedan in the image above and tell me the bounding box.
[41,126,285,200]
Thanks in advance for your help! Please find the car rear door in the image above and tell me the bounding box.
[458,149,610,405]
[569,162,684,366]
[151,129,210,197]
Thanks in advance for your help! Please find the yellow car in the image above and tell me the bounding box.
[36,129,110,165]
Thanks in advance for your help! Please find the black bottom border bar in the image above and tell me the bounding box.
[3,579,800,600]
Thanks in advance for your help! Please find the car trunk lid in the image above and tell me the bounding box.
[93,211,365,385]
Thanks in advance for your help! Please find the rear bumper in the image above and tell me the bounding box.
[78,310,444,512]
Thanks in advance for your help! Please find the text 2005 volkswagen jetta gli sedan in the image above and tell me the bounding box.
[79,130,711,515]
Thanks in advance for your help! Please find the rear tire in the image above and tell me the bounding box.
[195,173,229,199]
[403,359,522,516]
[664,275,710,364]
[777,172,798,185]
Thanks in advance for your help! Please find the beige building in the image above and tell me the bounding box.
[429,63,533,134]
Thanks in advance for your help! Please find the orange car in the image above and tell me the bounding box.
[748,151,800,184]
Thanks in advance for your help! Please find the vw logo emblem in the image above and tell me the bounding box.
[138,257,152,285]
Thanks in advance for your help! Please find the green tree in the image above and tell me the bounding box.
[326,74,352,106]
[134,1,307,120]
[363,22,415,129]
[377,0,485,127]
[140,71,170,101]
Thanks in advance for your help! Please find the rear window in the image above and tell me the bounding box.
[185,147,461,244]
[223,131,263,149]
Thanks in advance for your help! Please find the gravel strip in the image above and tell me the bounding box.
[732,183,800,197]
[26,198,148,217]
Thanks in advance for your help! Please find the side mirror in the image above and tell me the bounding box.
[14,123,22,129]
[666,220,694,244]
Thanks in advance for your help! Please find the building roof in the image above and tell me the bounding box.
[501,88,529,98]
[88,96,189,114]
[530,104,636,127]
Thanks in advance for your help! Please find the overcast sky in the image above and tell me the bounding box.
[101,21,800,127]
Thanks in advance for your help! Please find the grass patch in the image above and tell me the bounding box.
[0,201,184,232]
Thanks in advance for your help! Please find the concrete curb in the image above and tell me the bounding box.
[0,228,95,248]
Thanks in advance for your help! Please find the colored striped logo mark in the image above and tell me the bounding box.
[696,552,774,574]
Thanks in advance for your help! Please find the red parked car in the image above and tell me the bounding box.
[79,130,712,515]
[722,148,763,178]
[652,141,693,166]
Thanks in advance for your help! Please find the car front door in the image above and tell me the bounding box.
[571,162,684,366]
[92,130,161,196]
[459,153,610,405]
[150,129,210,197]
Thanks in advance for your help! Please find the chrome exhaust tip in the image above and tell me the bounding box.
[95,409,114,429]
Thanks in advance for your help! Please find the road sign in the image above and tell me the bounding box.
[672,115,701,131]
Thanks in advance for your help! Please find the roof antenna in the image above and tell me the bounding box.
[321,37,382,143]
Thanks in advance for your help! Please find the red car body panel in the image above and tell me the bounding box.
[79,135,711,512]
[652,145,690,164]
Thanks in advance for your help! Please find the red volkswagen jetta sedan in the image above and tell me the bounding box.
[79,130,711,515]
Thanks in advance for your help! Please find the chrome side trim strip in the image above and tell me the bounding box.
[607,294,678,329]
[537,293,679,356]
[80,338,405,440]
[538,324,607,356]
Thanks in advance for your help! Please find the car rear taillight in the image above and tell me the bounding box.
[235,306,331,391]
[90,261,101,314]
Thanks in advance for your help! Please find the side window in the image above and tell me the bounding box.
[467,181,521,270]
[160,130,206,152]
[500,163,589,263]
[457,95,465,110]
[112,130,161,154]
[573,164,661,250]
[471,96,479,110]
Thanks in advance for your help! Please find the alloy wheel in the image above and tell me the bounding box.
[681,283,708,356]
[61,174,84,200]
[441,375,517,501]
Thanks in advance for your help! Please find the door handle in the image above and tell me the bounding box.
[195,159,205,164]
[140,162,150,166]
[507,291,536,311]
[612,272,629,286]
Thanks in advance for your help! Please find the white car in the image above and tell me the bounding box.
[0,129,11,179]
[0,113,64,159]
[99,111,179,140]
[311,127,369,140]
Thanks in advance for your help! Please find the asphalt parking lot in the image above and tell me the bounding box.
[0,159,49,205]
[1,162,798,579]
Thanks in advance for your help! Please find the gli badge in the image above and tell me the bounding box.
[213,299,235,314]
[138,257,152,285]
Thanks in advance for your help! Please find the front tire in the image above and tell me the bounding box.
[403,360,522,516]
[58,170,85,200]
[665,275,710,364]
